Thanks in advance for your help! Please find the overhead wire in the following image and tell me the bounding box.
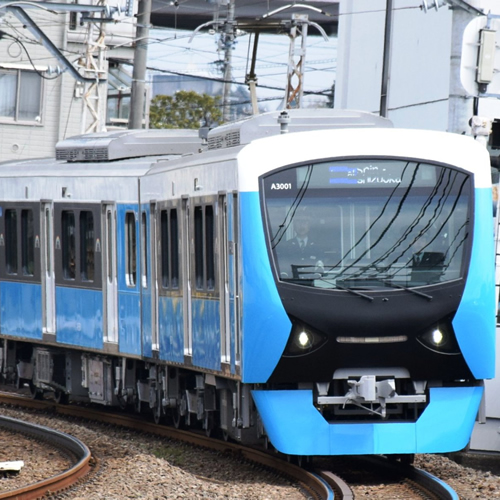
[0,30,61,78]
[0,0,423,107]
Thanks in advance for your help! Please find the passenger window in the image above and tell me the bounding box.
[45,208,52,277]
[194,206,204,290]
[5,209,17,275]
[194,204,215,291]
[80,211,94,281]
[160,210,169,288]
[62,211,76,280]
[21,209,34,276]
[161,208,180,290]
[107,210,113,282]
[170,209,179,289]
[125,212,136,287]
[206,205,215,290]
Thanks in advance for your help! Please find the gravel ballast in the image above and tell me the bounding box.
[0,405,499,499]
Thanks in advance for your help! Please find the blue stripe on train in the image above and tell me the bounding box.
[158,296,184,362]
[0,282,42,339]
[192,297,220,371]
[55,287,103,349]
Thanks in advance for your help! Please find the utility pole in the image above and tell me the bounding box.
[129,0,152,129]
[221,0,235,123]
[448,7,475,134]
[81,0,109,134]
[380,0,394,118]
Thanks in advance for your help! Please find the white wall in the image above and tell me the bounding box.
[335,0,452,131]
[335,0,500,133]
[0,6,135,161]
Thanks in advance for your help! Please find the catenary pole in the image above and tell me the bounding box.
[222,0,235,123]
[129,0,152,129]
[448,7,475,134]
[380,0,393,118]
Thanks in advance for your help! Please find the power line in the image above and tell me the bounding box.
[138,62,333,96]
[0,30,61,78]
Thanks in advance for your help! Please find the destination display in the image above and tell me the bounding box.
[293,160,439,189]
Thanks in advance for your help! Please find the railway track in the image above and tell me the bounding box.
[0,391,459,499]
[317,455,459,500]
[0,412,92,500]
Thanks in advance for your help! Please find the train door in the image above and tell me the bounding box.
[41,202,55,334]
[232,193,241,369]
[102,204,118,343]
[219,194,230,363]
[150,202,159,352]
[218,193,240,371]
[182,196,192,356]
[140,206,153,358]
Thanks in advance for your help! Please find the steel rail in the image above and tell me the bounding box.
[360,455,459,500]
[0,392,336,499]
[0,414,92,500]
[0,391,457,499]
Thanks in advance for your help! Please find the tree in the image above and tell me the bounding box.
[149,90,222,129]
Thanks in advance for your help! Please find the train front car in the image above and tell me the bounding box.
[240,126,495,456]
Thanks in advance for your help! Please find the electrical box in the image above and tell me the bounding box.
[477,29,497,84]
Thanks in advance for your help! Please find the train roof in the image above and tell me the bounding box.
[0,154,168,178]
[55,128,202,162]
[206,109,392,150]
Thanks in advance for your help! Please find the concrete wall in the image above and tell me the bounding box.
[335,0,452,131]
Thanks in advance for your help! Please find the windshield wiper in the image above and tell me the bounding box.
[334,283,374,302]
[377,279,433,301]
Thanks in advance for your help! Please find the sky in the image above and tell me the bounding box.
[146,25,337,111]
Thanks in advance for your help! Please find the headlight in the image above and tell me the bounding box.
[283,322,327,356]
[417,323,460,354]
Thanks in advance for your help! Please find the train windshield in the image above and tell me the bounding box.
[262,159,471,289]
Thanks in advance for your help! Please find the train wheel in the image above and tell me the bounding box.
[203,412,214,437]
[295,455,310,467]
[388,453,415,465]
[263,436,272,450]
[117,394,128,410]
[135,395,143,414]
[29,381,43,400]
[153,402,163,425]
[54,390,68,405]
[398,454,415,465]
[171,407,183,429]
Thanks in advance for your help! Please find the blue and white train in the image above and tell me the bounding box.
[0,109,495,458]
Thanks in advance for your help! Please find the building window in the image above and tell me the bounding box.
[0,69,42,122]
